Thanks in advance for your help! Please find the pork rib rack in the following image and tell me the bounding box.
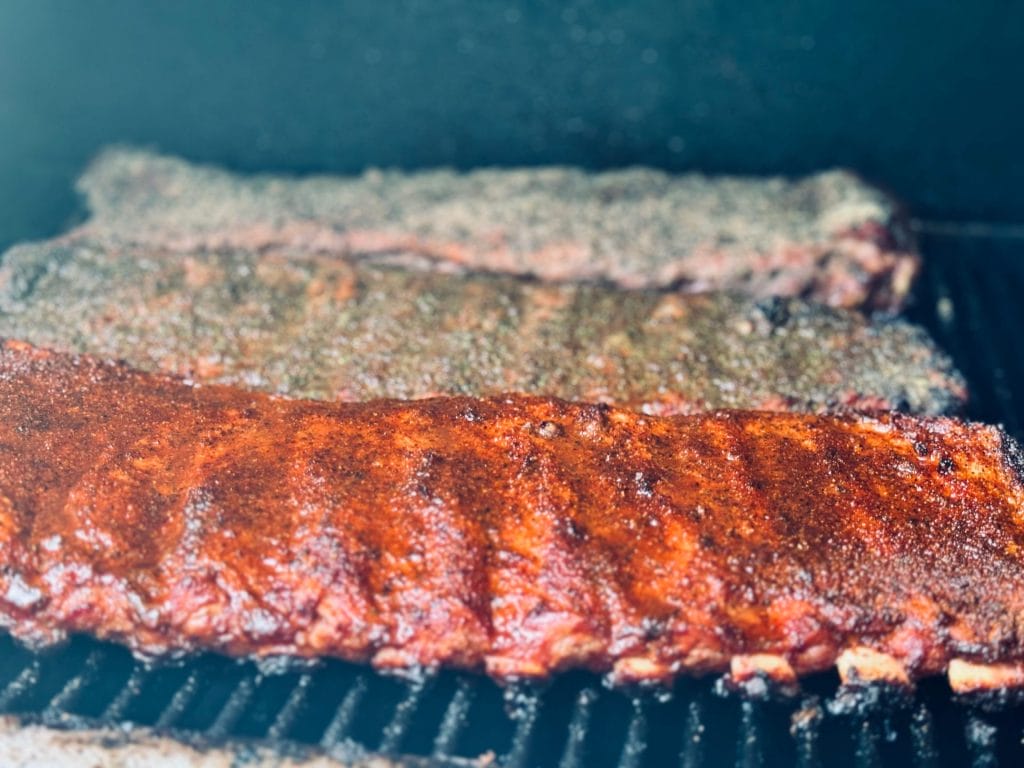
[0,340,1022,694]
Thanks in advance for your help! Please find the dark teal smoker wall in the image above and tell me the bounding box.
[1,0,1022,251]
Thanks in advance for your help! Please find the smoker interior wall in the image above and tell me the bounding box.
[1,0,1022,251]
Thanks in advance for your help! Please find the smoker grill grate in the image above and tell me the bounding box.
[2,227,1024,767]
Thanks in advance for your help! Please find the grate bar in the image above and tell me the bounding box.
[735,700,762,768]
[925,253,970,378]
[617,700,648,768]
[558,688,596,768]
[679,699,705,768]
[502,689,540,768]
[207,673,259,740]
[854,718,880,768]
[965,714,998,768]
[910,219,1024,239]
[978,262,1024,428]
[953,255,1021,432]
[929,259,956,328]
[155,668,201,730]
[0,661,40,712]
[320,675,368,748]
[910,704,938,768]
[266,672,313,741]
[433,678,474,759]
[43,649,103,717]
[791,697,822,768]
[101,664,148,722]
[379,676,432,753]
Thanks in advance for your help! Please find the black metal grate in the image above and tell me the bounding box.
[5,633,1023,767]
[3,227,1024,767]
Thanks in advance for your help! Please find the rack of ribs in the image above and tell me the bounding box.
[67,148,917,310]
[0,341,1020,694]
[0,240,964,415]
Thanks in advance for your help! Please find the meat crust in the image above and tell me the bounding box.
[0,241,964,415]
[69,148,918,310]
[0,341,1021,690]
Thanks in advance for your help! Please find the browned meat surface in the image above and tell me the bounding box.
[64,148,918,310]
[0,240,965,415]
[1,341,1022,692]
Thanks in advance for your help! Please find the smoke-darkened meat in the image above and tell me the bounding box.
[65,148,917,310]
[0,241,964,415]
[0,341,1021,692]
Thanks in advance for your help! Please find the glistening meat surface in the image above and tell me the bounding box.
[0,341,1022,692]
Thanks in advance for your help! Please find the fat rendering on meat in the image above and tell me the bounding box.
[0,341,1021,694]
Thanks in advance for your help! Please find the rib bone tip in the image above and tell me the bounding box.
[608,656,672,686]
[723,654,799,698]
[730,653,797,685]
[836,647,911,687]
[948,659,1024,694]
